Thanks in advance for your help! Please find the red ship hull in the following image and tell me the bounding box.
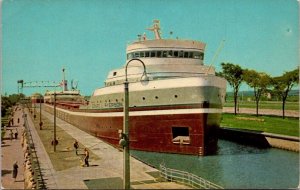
[44,103,221,156]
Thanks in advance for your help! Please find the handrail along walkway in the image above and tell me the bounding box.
[159,164,223,189]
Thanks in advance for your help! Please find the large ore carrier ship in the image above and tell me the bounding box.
[44,20,227,156]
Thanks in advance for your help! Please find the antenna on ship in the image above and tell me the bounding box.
[147,20,162,39]
[206,39,225,74]
[71,79,78,90]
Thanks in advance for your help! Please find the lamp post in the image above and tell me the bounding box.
[53,92,57,152]
[33,101,36,120]
[39,95,43,130]
[122,58,148,189]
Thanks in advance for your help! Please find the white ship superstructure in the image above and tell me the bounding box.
[88,21,225,111]
[45,20,227,155]
[44,69,84,106]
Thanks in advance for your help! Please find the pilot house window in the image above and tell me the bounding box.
[127,50,204,61]
[150,51,156,57]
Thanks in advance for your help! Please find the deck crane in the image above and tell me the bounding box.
[206,39,225,74]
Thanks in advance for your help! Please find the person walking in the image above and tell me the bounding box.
[14,128,18,139]
[10,130,13,141]
[12,161,18,182]
[73,140,79,155]
[84,148,89,167]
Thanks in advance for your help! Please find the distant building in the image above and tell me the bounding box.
[265,92,272,100]
[31,93,43,104]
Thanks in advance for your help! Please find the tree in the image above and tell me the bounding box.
[272,68,299,119]
[219,63,244,115]
[8,93,25,105]
[1,96,12,117]
[1,93,25,117]
[243,70,271,117]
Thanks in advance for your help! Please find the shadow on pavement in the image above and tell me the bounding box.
[84,177,122,189]
[15,179,25,182]
[1,144,11,148]
[1,170,12,176]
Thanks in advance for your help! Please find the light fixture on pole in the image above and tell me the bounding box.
[121,58,148,189]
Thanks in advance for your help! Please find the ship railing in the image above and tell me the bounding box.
[159,164,223,189]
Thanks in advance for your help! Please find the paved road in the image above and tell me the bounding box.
[223,107,299,117]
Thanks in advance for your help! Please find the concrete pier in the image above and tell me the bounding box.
[1,105,191,189]
[219,127,299,152]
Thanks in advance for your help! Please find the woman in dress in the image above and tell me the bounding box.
[12,161,18,182]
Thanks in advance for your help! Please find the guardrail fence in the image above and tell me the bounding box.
[159,164,223,189]
[22,106,46,189]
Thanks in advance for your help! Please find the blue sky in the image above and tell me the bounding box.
[2,0,299,96]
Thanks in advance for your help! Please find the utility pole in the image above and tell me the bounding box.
[39,95,43,130]
[53,92,57,152]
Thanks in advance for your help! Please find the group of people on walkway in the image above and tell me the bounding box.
[9,128,18,141]
[8,119,20,182]
[73,140,89,167]
[6,116,21,184]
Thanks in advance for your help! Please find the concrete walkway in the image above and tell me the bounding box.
[1,108,25,189]
[19,106,190,189]
[24,108,59,189]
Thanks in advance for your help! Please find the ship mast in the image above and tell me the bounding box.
[62,68,68,91]
[147,20,161,39]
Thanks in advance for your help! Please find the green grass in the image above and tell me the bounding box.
[1,130,5,139]
[221,113,299,137]
[224,101,299,110]
[1,116,10,127]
